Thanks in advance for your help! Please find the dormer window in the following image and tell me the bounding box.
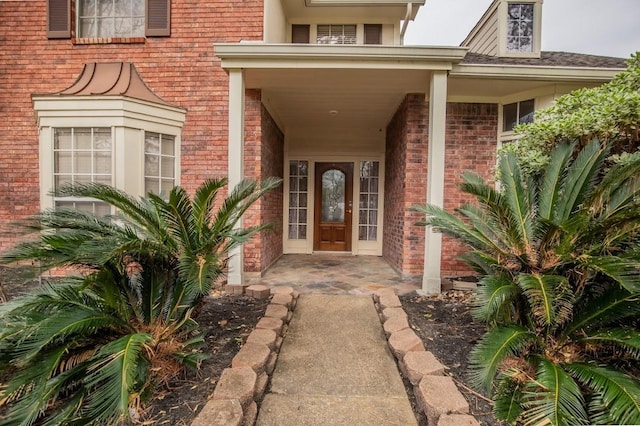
[317,25,357,45]
[506,3,534,53]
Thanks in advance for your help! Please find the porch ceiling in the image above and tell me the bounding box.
[244,68,430,132]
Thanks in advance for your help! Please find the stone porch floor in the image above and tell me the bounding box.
[246,254,421,296]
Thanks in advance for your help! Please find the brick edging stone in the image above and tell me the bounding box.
[191,285,298,426]
[373,288,481,426]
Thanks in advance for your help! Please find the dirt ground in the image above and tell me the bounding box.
[2,268,500,425]
[401,290,504,426]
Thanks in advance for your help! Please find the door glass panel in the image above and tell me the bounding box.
[358,161,380,241]
[321,170,345,222]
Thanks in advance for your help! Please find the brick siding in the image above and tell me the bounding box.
[243,90,284,274]
[384,94,428,277]
[384,95,498,278]
[442,103,498,277]
[0,1,263,251]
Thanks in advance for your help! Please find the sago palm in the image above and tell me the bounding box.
[0,177,280,425]
[414,140,640,425]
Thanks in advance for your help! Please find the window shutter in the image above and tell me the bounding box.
[292,25,310,44]
[364,24,382,45]
[47,0,70,39]
[146,0,170,37]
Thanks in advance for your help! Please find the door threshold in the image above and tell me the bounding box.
[311,251,355,256]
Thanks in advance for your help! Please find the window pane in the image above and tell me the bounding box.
[132,0,144,15]
[145,155,158,175]
[94,152,110,174]
[161,137,175,155]
[160,179,173,196]
[321,170,345,222]
[145,178,159,194]
[54,128,72,149]
[80,0,143,38]
[79,0,95,16]
[145,133,160,154]
[506,3,534,53]
[161,157,174,178]
[519,99,535,124]
[288,160,308,240]
[75,151,91,173]
[75,129,92,149]
[55,152,72,173]
[503,102,518,131]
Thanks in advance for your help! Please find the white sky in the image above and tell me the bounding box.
[404,0,640,59]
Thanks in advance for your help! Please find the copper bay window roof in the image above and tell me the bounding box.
[55,62,174,107]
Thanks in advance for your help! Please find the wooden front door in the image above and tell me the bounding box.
[314,162,353,251]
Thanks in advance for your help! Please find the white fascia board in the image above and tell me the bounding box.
[450,64,624,82]
[215,43,467,70]
[32,96,187,129]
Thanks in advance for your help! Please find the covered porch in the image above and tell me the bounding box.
[215,43,467,293]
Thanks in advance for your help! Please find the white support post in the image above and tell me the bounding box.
[227,69,245,285]
[422,70,448,294]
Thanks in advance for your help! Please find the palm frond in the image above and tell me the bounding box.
[554,139,608,223]
[497,152,535,253]
[521,359,588,426]
[517,273,574,329]
[82,333,153,424]
[566,288,640,335]
[576,327,640,359]
[582,255,640,293]
[493,369,526,424]
[469,325,535,393]
[538,142,574,221]
[566,363,640,425]
[472,274,519,323]
[191,178,226,238]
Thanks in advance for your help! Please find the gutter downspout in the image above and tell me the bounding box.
[400,2,413,45]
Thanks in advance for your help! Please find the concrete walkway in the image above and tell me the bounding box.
[256,294,417,426]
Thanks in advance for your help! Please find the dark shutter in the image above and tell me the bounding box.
[47,0,70,39]
[364,24,382,45]
[291,25,310,44]
[146,0,170,37]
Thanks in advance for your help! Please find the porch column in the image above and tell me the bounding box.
[228,68,245,285]
[422,70,447,294]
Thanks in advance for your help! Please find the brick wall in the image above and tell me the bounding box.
[242,90,284,274]
[384,96,498,279]
[383,94,428,277]
[0,1,263,251]
[442,103,498,277]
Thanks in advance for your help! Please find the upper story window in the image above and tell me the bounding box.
[317,25,357,45]
[46,0,170,39]
[503,99,534,132]
[78,0,144,38]
[506,3,534,53]
[364,24,382,45]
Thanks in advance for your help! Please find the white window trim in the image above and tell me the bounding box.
[497,0,543,58]
[33,95,185,210]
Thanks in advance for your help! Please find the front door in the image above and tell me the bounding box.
[314,162,353,251]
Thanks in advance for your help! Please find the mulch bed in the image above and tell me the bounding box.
[401,290,504,426]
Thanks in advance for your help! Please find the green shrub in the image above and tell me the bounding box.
[0,178,280,425]
[414,141,640,425]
